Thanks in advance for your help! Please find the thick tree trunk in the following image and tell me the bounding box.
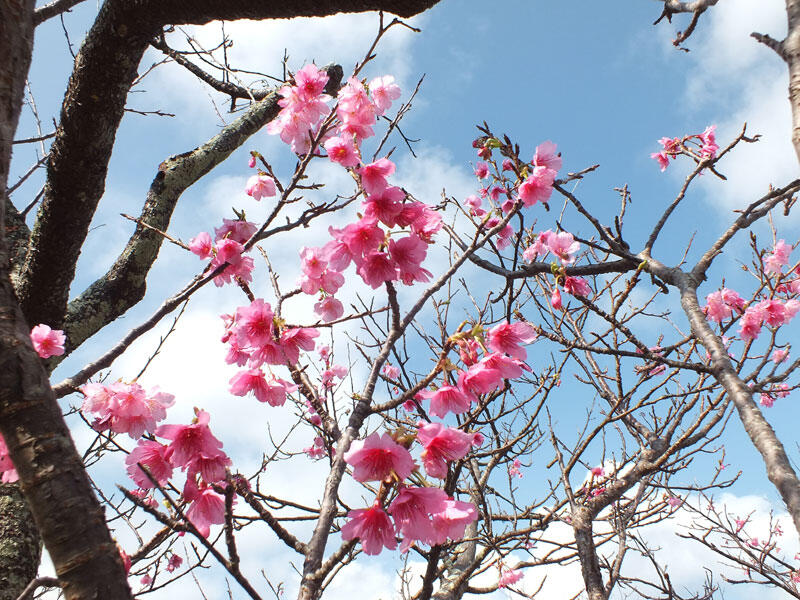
[0,484,40,600]
[785,0,800,163]
[0,3,41,597]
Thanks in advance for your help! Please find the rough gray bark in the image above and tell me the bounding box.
[0,484,40,600]
[783,0,800,163]
[0,4,43,599]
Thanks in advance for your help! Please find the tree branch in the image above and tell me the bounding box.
[54,64,341,363]
[32,0,89,26]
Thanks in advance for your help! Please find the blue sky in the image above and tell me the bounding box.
[9,0,800,598]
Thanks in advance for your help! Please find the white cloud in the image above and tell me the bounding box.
[146,12,428,126]
[678,0,796,211]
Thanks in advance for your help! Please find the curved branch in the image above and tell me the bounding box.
[32,0,88,26]
[55,64,342,363]
[150,37,273,101]
[15,0,442,331]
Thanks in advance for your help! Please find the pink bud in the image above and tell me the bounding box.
[551,288,562,310]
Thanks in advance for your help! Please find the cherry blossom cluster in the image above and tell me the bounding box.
[651,125,718,171]
[188,218,258,287]
[498,566,524,588]
[338,319,538,555]
[125,408,232,537]
[257,64,441,321]
[221,298,318,404]
[340,431,479,554]
[469,139,561,218]
[79,379,231,537]
[468,138,594,313]
[81,381,176,439]
[702,241,800,343]
[519,229,592,309]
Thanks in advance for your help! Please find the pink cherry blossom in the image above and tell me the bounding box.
[300,246,329,280]
[166,554,183,572]
[700,124,718,158]
[563,276,591,297]
[0,434,18,483]
[396,201,443,240]
[84,382,175,439]
[214,218,256,244]
[523,230,553,262]
[498,567,523,588]
[358,158,395,195]
[354,251,396,289]
[389,234,432,285]
[341,503,396,555]
[389,485,448,546]
[189,232,213,259]
[363,185,405,227]
[771,348,789,364]
[245,174,277,201]
[155,409,226,471]
[417,422,475,479]
[651,151,670,171]
[738,306,764,341]
[430,498,477,544]
[547,231,580,264]
[344,432,415,482]
[479,352,530,380]
[30,324,66,359]
[229,369,298,406]
[758,299,787,327]
[294,63,329,100]
[457,338,481,366]
[209,238,254,287]
[417,384,473,418]
[659,137,680,153]
[324,135,360,168]
[459,363,504,396]
[368,75,401,116]
[184,480,227,538]
[337,77,377,141]
[533,140,562,172]
[666,495,682,508]
[474,162,489,179]
[232,298,274,347]
[494,222,515,250]
[314,296,344,322]
[248,155,256,168]
[703,288,745,323]
[279,327,320,364]
[126,440,173,489]
[464,194,485,217]
[382,364,401,379]
[764,239,792,275]
[517,166,555,207]
[486,321,537,360]
[337,218,384,259]
[760,393,775,408]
